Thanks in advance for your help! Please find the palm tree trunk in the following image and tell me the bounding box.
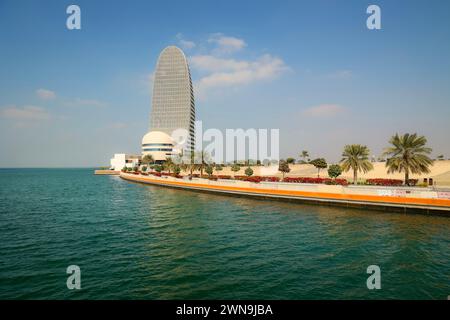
[317,168,320,178]
[353,170,357,185]
[405,171,409,186]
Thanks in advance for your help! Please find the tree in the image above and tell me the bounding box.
[310,158,327,178]
[340,145,373,185]
[173,165,181,175]
[180,162,189,173]
[204,166,214,178]
[122,166,127,172]
[383,133,433,186]
[328,164,342,179]
[231,164,240,174]
[195,150,211,176]
[278,160,290,178]
[142,154,154,165]
[245,167,254,177]
[141,166,147,172]
[154,165,162,173]
[256,160,261,166]
[163,157,174,174]
[300,150,309,163]
[184,151,198,176]
[286,157,295,164]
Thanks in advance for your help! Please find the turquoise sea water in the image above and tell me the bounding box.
[0,168,449,300]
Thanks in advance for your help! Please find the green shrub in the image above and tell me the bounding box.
[310,158,327,177]
[286,157,295,164]
[205,165,214,176]
[278,160,290,177]
[328,164,342,179]
[245,167,254,177]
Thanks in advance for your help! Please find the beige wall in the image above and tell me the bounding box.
[186,161,450,186]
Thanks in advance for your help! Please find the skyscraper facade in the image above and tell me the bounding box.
[148,46,195,152]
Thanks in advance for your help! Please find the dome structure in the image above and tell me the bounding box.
[141,131,175,162]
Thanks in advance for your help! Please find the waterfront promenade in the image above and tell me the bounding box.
[120,172,450,214]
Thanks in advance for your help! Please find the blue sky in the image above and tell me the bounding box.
[1,0,449,167]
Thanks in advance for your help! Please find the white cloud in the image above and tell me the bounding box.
[302,104,345,117]
[66,98,108,108]
[180,39,196,50]
[208,33,246,54]
[193,54,289,98]
[190,55,249,72]
[36,88,56,100]
[176,33,196,50]
[0,105,51,121]
[145,72,155,89]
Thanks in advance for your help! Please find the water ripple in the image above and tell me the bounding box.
[0,168,449,299]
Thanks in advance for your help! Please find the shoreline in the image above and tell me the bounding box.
[119,172,450,216]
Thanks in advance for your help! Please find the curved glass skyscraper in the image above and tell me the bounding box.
[149,46,195,153]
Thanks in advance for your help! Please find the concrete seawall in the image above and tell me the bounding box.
[94,170,119,175]
[119,173,450,215]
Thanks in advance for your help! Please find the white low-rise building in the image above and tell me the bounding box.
[110,154,141,171]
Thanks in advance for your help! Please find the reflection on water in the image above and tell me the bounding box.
[0,169,449,299]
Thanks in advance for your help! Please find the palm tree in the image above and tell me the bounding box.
[195,150,210,176]
[142,154,154,165]
[173,151,186,171]
[300,150,309,163]
[163,157,174,174]
[183,151,198,176]
[340,144,374,185]
[383,133,433,186]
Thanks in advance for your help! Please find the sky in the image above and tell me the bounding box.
[0,0,449,167]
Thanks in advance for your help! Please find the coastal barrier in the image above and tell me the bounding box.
[94,170,119,175]
[119,172,450,214]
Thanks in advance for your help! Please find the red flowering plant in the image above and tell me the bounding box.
[324,178,349,186]
[366,179,403,186]
[261,176,280,182]
[243,176,263,183]
[230,176,280,183]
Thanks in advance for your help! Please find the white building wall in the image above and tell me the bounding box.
[110,154,141,171]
